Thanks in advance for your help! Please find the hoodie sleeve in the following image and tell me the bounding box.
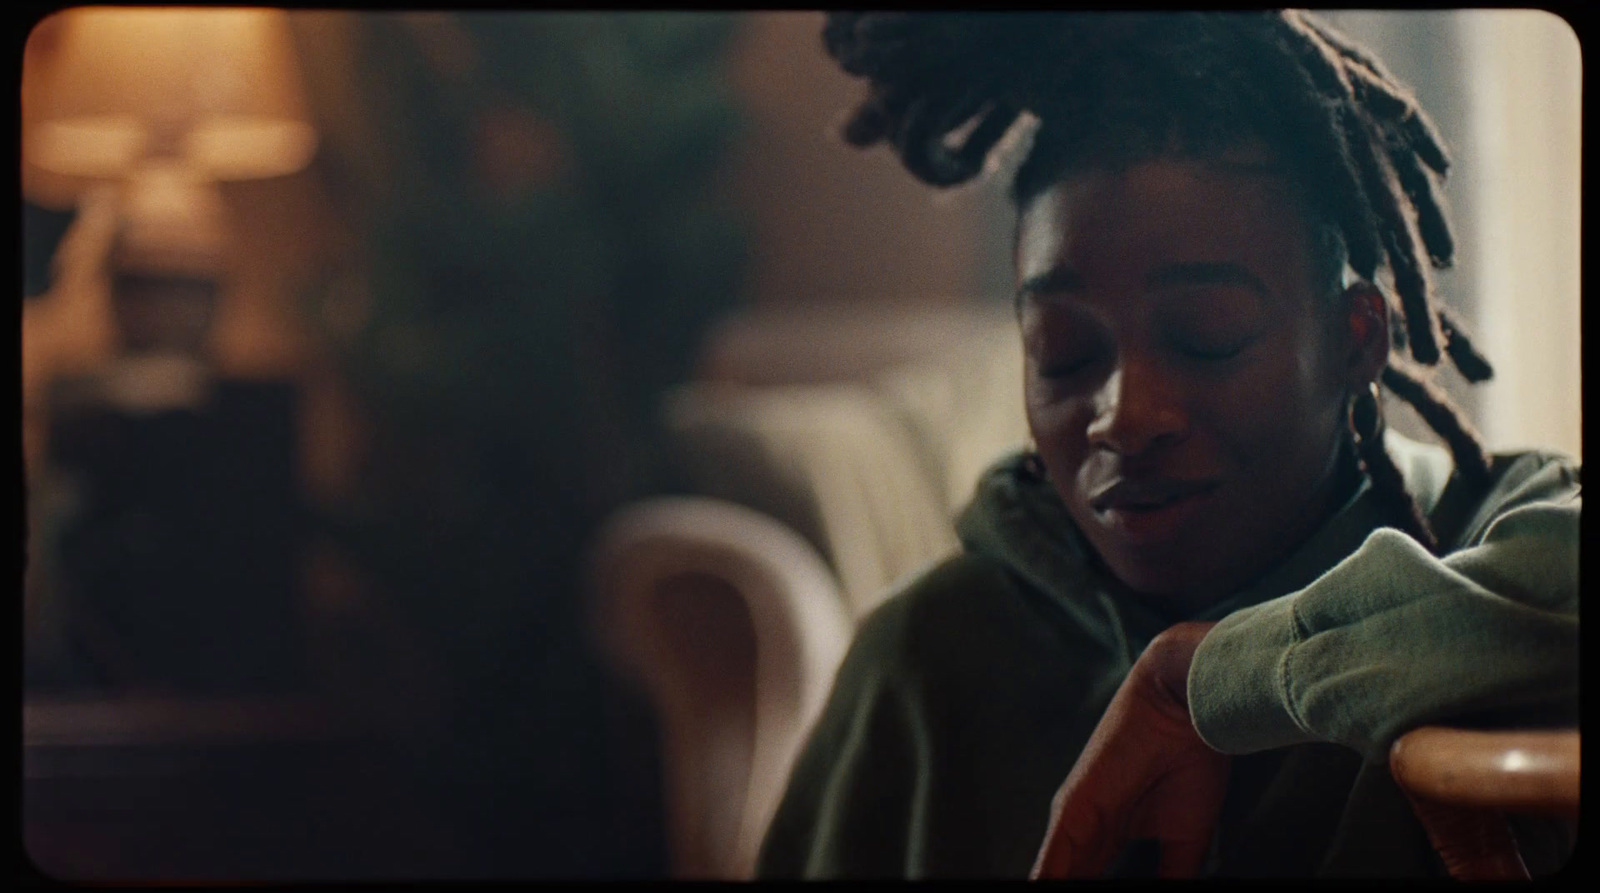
[1188,452,1580,762]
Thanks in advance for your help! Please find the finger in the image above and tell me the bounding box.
[1031,772,1090,878]
[1150,757,1230,878]
[1028,825,1069,880]
[1156,838,1211,879]
[1031,795,1117,879]
[1029,799,1081,879]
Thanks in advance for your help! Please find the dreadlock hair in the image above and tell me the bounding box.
[823,10,1496,553]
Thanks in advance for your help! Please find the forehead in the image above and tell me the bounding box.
[1016,156,1314,293]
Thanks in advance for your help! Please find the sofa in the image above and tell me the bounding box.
[589,302,1028,878]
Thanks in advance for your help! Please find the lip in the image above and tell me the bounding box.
[1090,477,1221,512]
[1090,478,1222,546]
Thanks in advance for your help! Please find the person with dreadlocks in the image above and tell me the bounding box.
[756,10,1578,879]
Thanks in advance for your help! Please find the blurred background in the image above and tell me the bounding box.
[19,9,1579,882]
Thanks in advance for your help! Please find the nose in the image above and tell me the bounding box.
[1084,357,1189,456]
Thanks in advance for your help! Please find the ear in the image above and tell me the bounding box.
[1336,282,1390,388]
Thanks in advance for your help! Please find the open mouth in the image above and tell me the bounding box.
[1114,492,1194,512]
[1091,480,1221,544]
[1090,479,1220,514]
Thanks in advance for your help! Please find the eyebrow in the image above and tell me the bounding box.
[1016,261,1271,308]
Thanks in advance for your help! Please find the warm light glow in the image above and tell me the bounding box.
[1498,749,1533,773]
[112,162,229,279]
[25,7,317,181]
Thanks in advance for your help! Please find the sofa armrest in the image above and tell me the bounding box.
[588,496,853,879]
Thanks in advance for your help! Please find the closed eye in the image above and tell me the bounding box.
[1176,339,1251,361]
[1170,330,1260,362]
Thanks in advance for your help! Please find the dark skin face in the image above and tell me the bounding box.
[1015,152,1389,612]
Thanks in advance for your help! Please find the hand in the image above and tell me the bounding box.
[1031,621,1229,879]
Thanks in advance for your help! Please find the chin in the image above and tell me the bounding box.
[1102,549,1190,596]
[1102,544,1237,607]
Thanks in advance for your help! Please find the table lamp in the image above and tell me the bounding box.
[24,6,317,184]
[24,6,319,408]
[26,7,318,699]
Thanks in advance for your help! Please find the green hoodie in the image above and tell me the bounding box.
[756,434,1579,878]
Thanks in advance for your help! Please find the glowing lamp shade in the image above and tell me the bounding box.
[25,7,317,181]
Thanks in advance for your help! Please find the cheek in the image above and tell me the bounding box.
[1023,377,1098,494]
[1025,393,1085,446]
[1207,340,1346,472]
[1023,373,1059,447]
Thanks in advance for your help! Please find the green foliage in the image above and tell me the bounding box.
[296,18,748,845]
[303,11,747,510]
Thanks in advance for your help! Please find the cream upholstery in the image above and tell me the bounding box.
[591,497,852,878]
[665,383,955,621]
[589,304,1027,878]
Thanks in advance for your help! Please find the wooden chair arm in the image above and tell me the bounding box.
[1389,726,1580,819]
[1389,726,1578,881]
